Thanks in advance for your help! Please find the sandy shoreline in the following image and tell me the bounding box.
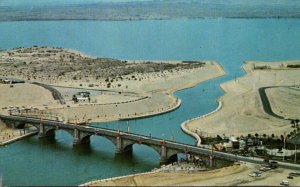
[186,60,300,138]
[181,100,223,146]
[82,162,300,186]
[82,61,300,186]
[0,47,225,123]
[33,61,225,123]
[1,47,300,186]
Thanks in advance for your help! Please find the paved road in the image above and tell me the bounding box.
[258,86,285,120]
[32,82,66,105]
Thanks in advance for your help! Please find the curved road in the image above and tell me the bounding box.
[258,86,300,121]
[258,86,285,120]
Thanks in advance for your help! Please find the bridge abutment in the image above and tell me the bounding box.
[1,119,25,129]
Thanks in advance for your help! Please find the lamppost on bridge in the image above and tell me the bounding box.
[117,120,120,132]
[162,133,165,145]
[84,114,87,125]
[171,130,175,142]
[127,121,130,133]
[116,120,120,137]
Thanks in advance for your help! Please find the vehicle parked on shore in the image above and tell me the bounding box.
[280,180,289,186]
[249,171,262,177]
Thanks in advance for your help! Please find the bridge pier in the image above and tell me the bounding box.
[115,136,133,154]
[160,145,167,165]
[73,129,90,146]
[160,145,178,165]
[38,123,55,139]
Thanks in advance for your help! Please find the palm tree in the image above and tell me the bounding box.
[280,135,284,142]
[263,134,267,139]
[291,119,295,128]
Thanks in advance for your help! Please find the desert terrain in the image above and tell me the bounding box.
[266,86,300,120]
[0,46,225,123]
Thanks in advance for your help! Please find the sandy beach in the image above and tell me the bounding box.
[0,47,225,123]
[82,61,300,187]
[49,61,225,122]
[186,61,300,138]
[85,162,300,186]
[0,83,60,112]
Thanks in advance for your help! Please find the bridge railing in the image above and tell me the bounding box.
[10,111,63,122]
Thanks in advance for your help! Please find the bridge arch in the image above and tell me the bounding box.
[39,125,73,139]
[121,141,162,156]
[121,141,179,165]
[77,133,118,147]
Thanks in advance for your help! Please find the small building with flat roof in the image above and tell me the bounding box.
[74,96,89,103]
[78,91,90,97]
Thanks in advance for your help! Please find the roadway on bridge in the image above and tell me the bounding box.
[1,114,300,170]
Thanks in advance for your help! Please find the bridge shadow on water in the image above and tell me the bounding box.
[15,128,161,181]
[73,143,93,155]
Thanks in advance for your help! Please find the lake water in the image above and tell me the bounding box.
[1,19,300,185]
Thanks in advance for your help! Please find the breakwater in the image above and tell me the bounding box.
[181,100,223,146]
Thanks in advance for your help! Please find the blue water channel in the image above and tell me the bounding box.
[0,19,300,185]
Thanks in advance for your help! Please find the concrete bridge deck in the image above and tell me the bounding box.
[0,114,300,170]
